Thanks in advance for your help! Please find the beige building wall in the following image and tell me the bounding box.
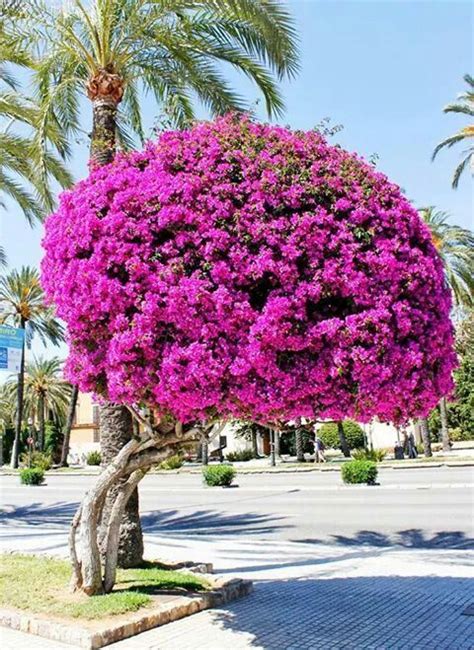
[68,392,100,461]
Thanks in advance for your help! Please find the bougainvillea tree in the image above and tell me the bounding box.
[42,115,456,594]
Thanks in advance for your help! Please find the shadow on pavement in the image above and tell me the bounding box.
[0,502,287,539]
[293,528,474,550]
[212,575,474,649]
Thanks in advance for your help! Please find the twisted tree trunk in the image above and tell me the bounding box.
[70,416,204,595]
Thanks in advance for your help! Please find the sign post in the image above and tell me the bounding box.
[0,324,25,373]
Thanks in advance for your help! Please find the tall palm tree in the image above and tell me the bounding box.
[24,0,299,567]
[0,267,64,468]
[420,207,474,308]
[21,356,71,450]
[1,22,73,223]
[432,74,474,188]
[420,207,474,453]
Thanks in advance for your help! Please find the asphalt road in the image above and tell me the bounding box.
[1,466,473,553]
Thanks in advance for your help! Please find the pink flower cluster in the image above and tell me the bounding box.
[42,115,455,424]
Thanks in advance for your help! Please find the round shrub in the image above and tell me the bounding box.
[20,451,52,471]
[86,450,101,466]
[43,115,455,425]
[319,420,365,450]
[203,465,236,487]
[341,460,377,485]
[20,467,45,486]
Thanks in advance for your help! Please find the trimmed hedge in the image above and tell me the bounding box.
[19,467,45,486]
[203,465,236,487]
[341,460,377,485]
[319,420,365,450]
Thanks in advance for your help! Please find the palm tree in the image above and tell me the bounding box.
[60,383,79,467]
[25,0,299,568]
[432,74,474,188]
[0,267,64,468]
[419,207,474,453]
[21,356,71,451]
[1,22,73,223]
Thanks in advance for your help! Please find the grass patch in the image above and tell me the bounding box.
[0,554,209,620]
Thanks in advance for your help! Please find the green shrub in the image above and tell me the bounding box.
[226,449,254,462]
[44,421,64,464]
[20,451,52,471]
[319,420,365,450]
[20,467,45,486]
[159,454,183,470]
[86,450,101,466]
[450,428,473,442]
[203,465,236,487]
[341,460,378,485]
[352,448,386,462]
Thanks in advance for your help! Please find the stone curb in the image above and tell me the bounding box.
[0,574,252,649]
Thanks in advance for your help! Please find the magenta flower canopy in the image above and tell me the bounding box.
[42,115,455,424]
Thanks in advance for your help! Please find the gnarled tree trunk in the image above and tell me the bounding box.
[70,416,205,595]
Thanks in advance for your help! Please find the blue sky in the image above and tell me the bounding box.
[1,0,472,357]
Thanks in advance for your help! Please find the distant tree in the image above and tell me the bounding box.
[0,267,64,467]
[318,421,365,452]
[432,74,474,188]
[420,207,474,451]
[17,356,71,450]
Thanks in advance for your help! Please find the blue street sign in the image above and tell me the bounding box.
[0,325,24,372]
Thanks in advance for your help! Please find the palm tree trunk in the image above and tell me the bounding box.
[201,437,209,465]
[91,92,143,567]
[60,384,79,467]
[295,429,305,462]
[91,98,117,166]
[38,394,45,452]
[11,318,25,469]
[419,418,432,457]
[439,398,451,453]
[337,420,351,457]
[98,403,143,568]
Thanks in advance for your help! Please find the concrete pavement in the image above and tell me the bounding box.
[0,467,473,648]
